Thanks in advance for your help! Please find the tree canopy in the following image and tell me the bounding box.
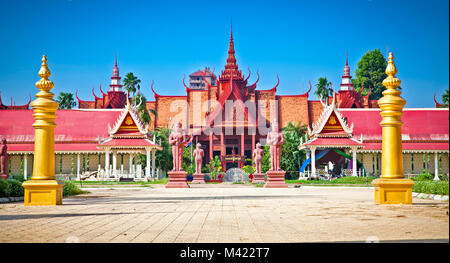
[132,94,156,125]
[314,77,332,103]
[56,92,76,109]
[441,89,449,108]
[123,72,141,96]
[352,49,388,100]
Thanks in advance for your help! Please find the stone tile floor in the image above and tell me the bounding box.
[0,185,448,243]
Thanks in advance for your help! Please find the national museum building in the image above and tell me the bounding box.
[0,29,448,179]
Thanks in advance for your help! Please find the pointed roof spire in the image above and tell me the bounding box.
[115,52,118,67]
[220,22,243,81]
[345,50,348,66]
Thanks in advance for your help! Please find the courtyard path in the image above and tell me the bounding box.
[0,185,448,243]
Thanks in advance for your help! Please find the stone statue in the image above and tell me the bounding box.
[169,122,186,171]
[252,142,264,174]
[193,143,204,174]
[266,121,284,171]
[0,137,8,179]
[192,143,206,184]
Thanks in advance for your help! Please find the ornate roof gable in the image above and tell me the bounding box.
[308,93,354,137]
[108,100,149,136]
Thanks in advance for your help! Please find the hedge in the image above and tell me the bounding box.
[0,179,86,198]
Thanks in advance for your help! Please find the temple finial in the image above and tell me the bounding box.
[230,17,233,40]
[345,50,348,66]
[115,53,117,67]
[382,52,401,91]
[36,55,54,92]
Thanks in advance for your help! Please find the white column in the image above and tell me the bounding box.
[311,147,316,179]
[112,151,117,177]
[77,153,81,180]
[129,153,133,175]
[352,147,358,177]
[105,151,110,177]
[434,152,440,181]
[146,149,151,178]
[152,150,156,179]
[23,154,28,180]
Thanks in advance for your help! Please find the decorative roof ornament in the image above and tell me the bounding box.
[308,92,354,137]
[108,100,149,136]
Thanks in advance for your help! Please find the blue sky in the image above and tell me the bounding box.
[0,0,448,107]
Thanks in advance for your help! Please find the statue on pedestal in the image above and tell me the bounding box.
[252,142,265,183]
[193,143,204,174]
[266,121,284,171]
[0,137,8,179]
[166,122,190,188]
[264,121,288,188]
[169,122,186,171]
[192,143,206,184]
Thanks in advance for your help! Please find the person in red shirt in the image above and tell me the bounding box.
[249,173,253,182]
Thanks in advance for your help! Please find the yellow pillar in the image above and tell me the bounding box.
[372,53,414,204]
[22,56,64,206]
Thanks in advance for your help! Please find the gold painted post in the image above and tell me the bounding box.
[372,52,414,204]
[22,56,64,206]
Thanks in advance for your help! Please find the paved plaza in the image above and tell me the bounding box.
[0,184,448,243]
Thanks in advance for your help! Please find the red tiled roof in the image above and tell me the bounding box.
[340,108,449,151]
[304,137,363,147]
[339,108,449,141]
[0,109,122,143]
[98,138,159,147]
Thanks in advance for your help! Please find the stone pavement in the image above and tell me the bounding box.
[0,184,448,243]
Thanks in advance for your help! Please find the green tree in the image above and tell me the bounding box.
[132,94,157,124]
[352,49,388,100]
[261,145,271,173]
[314,77,332,103]
[153,126,172,172]
[281,122,308,179]
[182,143,195,174]
[123,72,141,96]
[56,92,76,109]
[441,89,449,108]
[207,156,222,180]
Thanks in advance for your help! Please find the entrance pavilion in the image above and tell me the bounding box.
[299,95,364,178]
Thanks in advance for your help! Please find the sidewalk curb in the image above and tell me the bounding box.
[0,197,24,203]
[412,192,449,201]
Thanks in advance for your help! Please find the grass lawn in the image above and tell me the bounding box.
[286,176,377,186]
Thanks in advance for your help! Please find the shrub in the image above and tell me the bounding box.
[413,181,449,196]
[8,180,24,197]
[63,181,86,197]
[0,179,24,197]
[0,179,11,197]
[414,173,434,181]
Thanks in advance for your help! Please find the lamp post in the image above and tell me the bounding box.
[372,52,414,204]
[22,55,64,206]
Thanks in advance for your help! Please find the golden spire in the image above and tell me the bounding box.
[382,52,401,91]
[23,55,64,206]
[372,51,413,205]
[35,55,55,93]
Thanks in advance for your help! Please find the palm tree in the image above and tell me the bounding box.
[123,72,141,96]
[314,77,332,105]
[56,92,76,109]
[132,94,157,124]
[282,121,307,137]
[442,89,449,107]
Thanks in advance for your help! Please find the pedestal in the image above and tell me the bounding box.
[191,173,205,184]
[166,170,190,188]
[372,178,414,204]
[252,173,265,184]
[264,170,288,188]
[22,180,65,206]
[0,174,8,180]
